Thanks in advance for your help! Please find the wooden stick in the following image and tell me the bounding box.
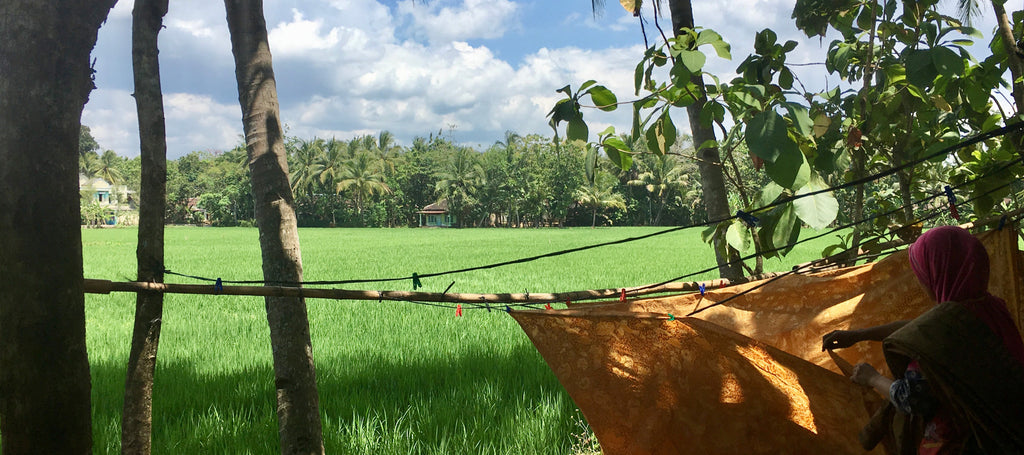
[83,272,785,305]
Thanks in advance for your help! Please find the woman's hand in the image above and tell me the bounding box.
[821,329,864,351]
[850,363,881,387]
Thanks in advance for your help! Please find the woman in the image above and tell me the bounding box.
[821,226,1024,454]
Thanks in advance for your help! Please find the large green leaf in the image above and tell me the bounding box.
[793,173,838,229]
[584,145,598,184]
[645,111,677,155]
[588,85,618,112]
[764,145,810,190]
[783,103,814,138]
[603,136,632,170]
[758,181,784,208]
[566,116,588,142]
[678,50,706,73]
[772,202,801,255]
[746,110,797,164]
[931,46,962,78]
[726,220,753,253]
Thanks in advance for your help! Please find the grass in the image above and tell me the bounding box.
[82,226,841,454]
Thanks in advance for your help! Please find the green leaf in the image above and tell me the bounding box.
[758,181,784,207]
[567,117,588,142]
[931,46,962,77]
[772,202,801,255]
[603,136,632,170]
[792,173,838,229]
[745,110,795,163]
[578,80,597,93]
[678,50,707,73]
[726,220,753,253]
[646,111,677,155]
[764,146,810,190]
[905,50,937,88]
[584,144,598,184]
[588,85,618,112]
[783,103,814,138]
[633,60,645,96]
[779,67,794,90]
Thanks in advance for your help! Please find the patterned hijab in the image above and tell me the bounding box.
[909,226,1024,365]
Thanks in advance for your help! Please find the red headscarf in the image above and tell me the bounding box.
[909,225,1024,365]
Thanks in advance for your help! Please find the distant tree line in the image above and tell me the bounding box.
[81,126,739,228]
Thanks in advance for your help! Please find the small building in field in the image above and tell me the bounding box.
[79,175,137,225]
[417,200,454,227]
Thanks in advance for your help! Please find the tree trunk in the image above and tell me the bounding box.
[122,0,170,453]
[223,1,325,454]
[667,0,743,281]
[0,1,115,453]
[992,1,1023,154]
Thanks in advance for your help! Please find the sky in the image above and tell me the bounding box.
[83,0,1001,159]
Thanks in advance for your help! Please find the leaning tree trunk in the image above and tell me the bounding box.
[0,1,115,453]
[223,1,325,454]
[992,1,1024,154]
[666,0,743,281]
[122,0,170,453]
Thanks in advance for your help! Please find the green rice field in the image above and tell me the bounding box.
[82,226,841,454]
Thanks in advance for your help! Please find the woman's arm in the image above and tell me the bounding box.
[851,363,894,398]
[822,320,910,350]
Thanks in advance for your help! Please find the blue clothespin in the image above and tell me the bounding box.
[944,185,960,220]
[698,283,706,296]
[214,277,223,294]
[505,305,512,313]
[736,210,759,227]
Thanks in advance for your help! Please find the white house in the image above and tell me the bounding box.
[79,175,137,225]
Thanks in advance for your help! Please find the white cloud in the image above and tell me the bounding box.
[397,0,519,44]
[269,10,342,57]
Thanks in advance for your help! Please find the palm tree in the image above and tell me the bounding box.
[434,147,485,227]
[576,171,627,228]
[317,138,346,192]
[289,138,324,195]
[628,154,688,225]
[336,151,391,217]
[376,130,398,176]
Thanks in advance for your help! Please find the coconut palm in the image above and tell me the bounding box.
[376,130,398,176]
[336,151,391,217]
[628,153,688,225]
[434,147,485,227]
[289,138,324,195]
[576,171,627,228]
[317,138,347,191]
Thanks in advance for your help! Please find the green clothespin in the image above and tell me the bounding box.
[668,313,675,321]
[412,272,422,290]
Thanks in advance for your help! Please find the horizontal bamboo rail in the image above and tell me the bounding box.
[83,209,1022,306]
[84,272,785,305]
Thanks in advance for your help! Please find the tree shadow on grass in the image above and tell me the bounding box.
[90,342,579,454]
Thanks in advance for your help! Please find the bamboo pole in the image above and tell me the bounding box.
[84,272,785,305]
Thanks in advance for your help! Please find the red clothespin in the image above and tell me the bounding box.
[620,288,627,302]
[455,304,462,317]
[719,280,727,289]
[545,303,552,310]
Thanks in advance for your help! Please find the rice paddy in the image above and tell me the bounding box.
[82,226,839,454]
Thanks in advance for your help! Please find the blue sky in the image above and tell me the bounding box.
[84,0,1001,159]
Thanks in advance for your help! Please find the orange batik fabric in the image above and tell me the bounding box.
[512,228,1023,455]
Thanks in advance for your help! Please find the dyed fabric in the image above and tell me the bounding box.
[884,302,1024,453]
[909,225,1024,366]
[511,228,1024,454]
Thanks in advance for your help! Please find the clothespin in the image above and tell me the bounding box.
[566,297,572,306]
[481,296,491,312]
[411,273,422,290]
[455,304,463,317]
[698,283,706,296]
[524,289,530,300]
[668,313,675,321]
[545,303,553,310]
[377,291,383,303]
[944,185,960,220]
[505,305,512,313]
[214,277,223,294]
[719,280,727,288]
[736,210,759,227]
[619,288,627,302]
